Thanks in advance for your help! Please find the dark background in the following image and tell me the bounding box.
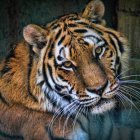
[0,0,118,60]
[0,0,140,139]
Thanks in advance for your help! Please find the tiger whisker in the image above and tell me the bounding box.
[84,106,89,118]
[117,92,133,114]
[72,105,82,132]
[120,80,140,84]
[117,90,132,106]
[62,103,79,137]
[59,100,78,122]
[125,85,140,98]
[120,75,140,79]
[118,90,140,113]
[119,87,139,101]
[120,85,140,100]
[127,85,140,92]
[49,101,76,132]
[47,93,74,127]
[116,92,133,117]
[115,94,127,111]
[49,108,63,131]
[116,68,132,78]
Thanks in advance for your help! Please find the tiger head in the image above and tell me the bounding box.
[23,0,128,114]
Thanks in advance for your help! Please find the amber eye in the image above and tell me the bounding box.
[78,39,85,44]
[95,47,102,55]
[62,61,72,68]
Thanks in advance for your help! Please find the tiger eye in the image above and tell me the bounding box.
[95,47,102,55]
[63,61,72,68]
[78,39,85,44]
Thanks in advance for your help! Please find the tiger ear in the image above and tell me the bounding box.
[23,24,47,54]
[82,0,105,25]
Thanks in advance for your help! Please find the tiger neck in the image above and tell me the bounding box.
[25,43,56,112]
[29,54,55,112]
[0,42,54,112]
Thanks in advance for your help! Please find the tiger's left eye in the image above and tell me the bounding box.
[95,47,102,55]
[62,61,72,68]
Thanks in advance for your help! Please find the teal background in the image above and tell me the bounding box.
[0,0,117,60]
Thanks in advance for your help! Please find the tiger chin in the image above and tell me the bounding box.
[0,0,129,140]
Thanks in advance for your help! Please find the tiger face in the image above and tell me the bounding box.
[23,0,128,114]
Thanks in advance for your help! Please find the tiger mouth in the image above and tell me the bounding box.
[77,98,116,114]
[64,98,116,115]
[79,98,113,107]
[78,85,119,108]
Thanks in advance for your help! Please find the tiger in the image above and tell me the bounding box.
[0,0,129,140]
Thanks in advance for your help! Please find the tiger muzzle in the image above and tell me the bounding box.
[86,80,108,96]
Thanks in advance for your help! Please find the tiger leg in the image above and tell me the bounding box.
[0,102,72,140]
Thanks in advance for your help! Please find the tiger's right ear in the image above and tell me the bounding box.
[23,24,47,54]
[82,0,105,25]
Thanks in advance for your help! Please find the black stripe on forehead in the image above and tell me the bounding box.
[106,31,125,54]
[59,47,64,54]
[52,24,60,30]
[74,29,87,33]
[58,35,66,46]
[55,29,62,40]
[56,47,65,61]
[77,21,89,26]
[85,25,104,35]
[68,24,77,27]
[48,42,54,59]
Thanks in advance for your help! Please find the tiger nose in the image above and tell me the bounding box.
[86,81,108,96]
